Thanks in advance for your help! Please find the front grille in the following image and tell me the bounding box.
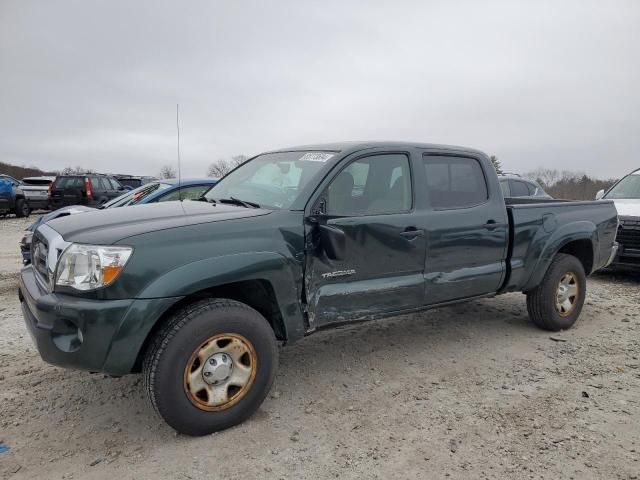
[617,217,640,265]
[31,234,50,281]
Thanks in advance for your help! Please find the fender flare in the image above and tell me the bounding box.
[522,220,596,291]
[103,251,306,375]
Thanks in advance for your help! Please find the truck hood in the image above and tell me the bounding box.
[612,199,640,217]
[45,200,271,244]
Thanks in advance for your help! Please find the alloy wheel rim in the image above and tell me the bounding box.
[183,333,257,411]
[555,272,579,317]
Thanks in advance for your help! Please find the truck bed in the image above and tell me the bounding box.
[501,197,618,293]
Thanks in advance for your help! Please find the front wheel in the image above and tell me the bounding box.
[143,299,278,436]
[526,253,586,331]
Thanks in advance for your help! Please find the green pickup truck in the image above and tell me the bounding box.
[19,142,619,435]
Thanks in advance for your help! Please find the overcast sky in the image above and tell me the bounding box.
[1,0,638,178]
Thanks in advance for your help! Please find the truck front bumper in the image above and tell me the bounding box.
[19,266,179,376]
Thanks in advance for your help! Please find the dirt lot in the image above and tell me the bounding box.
[0,215,639,479]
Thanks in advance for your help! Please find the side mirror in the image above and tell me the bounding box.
[595,189,605,200]
[319,223,346,261]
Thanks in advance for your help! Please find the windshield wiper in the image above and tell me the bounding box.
[218,197,260,208]
[196,196,216,204]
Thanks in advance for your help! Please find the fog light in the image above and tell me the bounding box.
[51,318,83,353]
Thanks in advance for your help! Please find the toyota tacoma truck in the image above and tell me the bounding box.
[19,142,619,436]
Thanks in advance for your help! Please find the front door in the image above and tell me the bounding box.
[421,154,508,304]
[305,152,427,329]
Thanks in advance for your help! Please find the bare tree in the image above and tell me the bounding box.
[524,168,556,188]
[206,155,248,178]
[61,166,94,175]
[158,164,177,179]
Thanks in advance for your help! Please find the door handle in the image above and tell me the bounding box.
[483,221,506,230]
[400,228,425,239]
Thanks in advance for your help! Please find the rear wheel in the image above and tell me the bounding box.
[15,198,30,218]
[143,298,278,436]
[526,253,586,331]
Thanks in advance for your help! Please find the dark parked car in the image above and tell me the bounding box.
[113,175,158,190]
[49,174,126,209]
[0,175,30,217]
[19,142,618,436]
[498,173,551,199]
[20,178,218,264]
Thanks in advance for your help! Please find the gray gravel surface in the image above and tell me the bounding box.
[0,215,639,479]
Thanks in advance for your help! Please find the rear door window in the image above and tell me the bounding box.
[526,182,538,195]
[499,179,510,197]
[423,155,488,209]
[97,177,111,191]
[509,180,530,197]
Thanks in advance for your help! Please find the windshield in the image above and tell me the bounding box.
[102,182,171,208]
[604,173,640,199]
[204,151,334,209]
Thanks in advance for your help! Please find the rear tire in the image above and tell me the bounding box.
[526,253,586,331]
[143,298,278,436]
[15,198,30,218]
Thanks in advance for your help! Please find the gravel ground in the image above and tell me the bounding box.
[0,215,639,479]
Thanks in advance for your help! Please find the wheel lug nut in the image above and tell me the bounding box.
[210,359,216,366]
[204,372,211,377]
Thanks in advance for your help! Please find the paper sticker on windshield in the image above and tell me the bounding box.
[299,152,334,162]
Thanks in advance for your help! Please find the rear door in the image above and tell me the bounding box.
[305,151,427,328]
[106,178,124,199]
[90,177,109,205]
[421,153,508,304]
[0,178,12,210]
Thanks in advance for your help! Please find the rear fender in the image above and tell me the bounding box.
[522,221,596,291]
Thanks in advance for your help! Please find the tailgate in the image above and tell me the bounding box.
[50,187,84,207]
[50,177,86,208]
[21,185,49,199]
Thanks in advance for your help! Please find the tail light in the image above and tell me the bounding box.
[47,182,53,198]
[85,177,93,199]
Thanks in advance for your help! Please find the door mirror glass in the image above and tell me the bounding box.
[319,224,346,261]
[595,189,605,200]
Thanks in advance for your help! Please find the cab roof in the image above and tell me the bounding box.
[265,141,487,157]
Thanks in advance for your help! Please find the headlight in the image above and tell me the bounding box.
[55,244,133,291]
[21,231,33,246]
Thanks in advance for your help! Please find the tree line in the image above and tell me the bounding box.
[490,157,616,200]
[0,161,57,179]
[522,168,616,200]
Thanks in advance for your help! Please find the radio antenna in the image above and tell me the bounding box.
[176,103,182,201]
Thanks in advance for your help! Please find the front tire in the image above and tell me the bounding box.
[143,298,278,436]
[526,253,586,331]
